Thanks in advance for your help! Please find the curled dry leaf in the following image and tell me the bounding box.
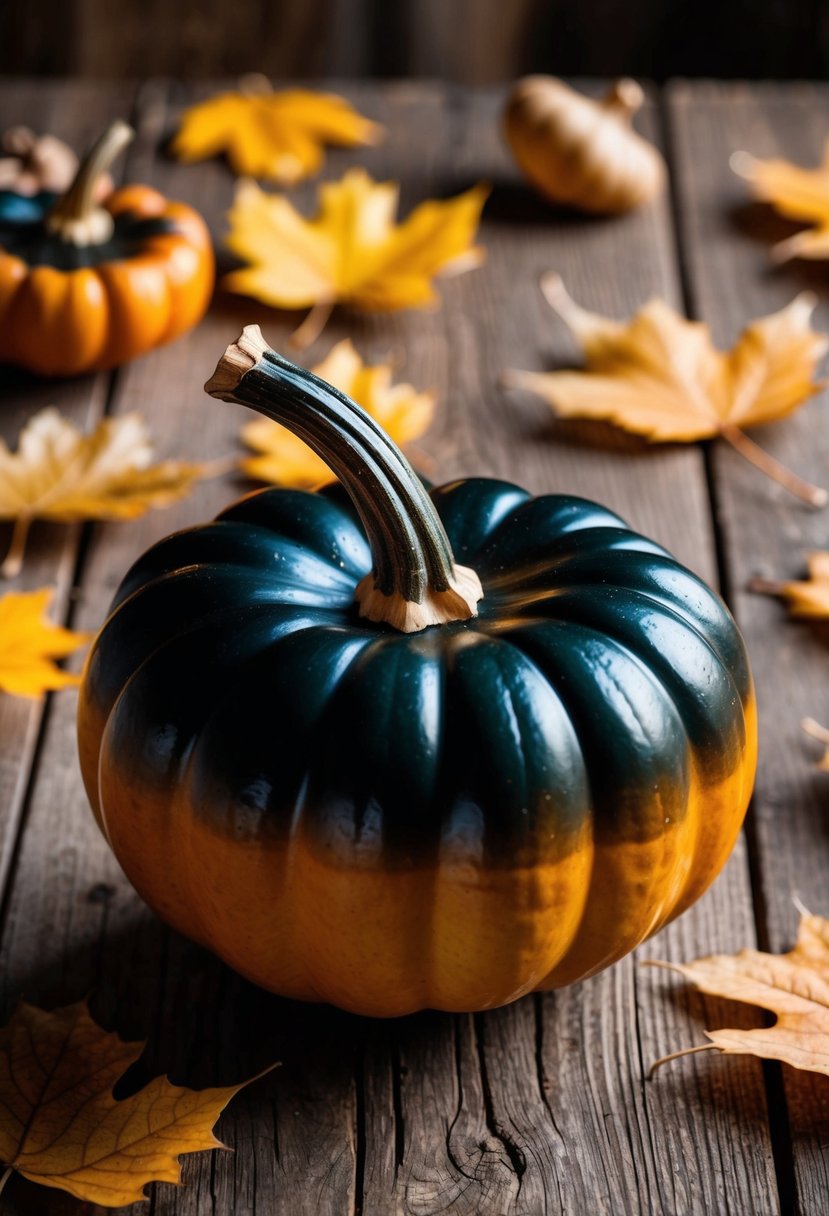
[223,168,489,347]
[0,588,90,698]
[647,909,829,1079]
[0,407,211,579]
[732,142,829,263]
[0,1000,266,1206]
[171,77,382,185]
[242,338,436,488]
[506,275,829,506]
[749,550,829,617]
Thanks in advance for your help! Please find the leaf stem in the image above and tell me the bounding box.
[0,1167,12,1198]
[199,454,243,479]
[1,517,31,580]
[801,717,829,746]
[746,575,788,599]
[720,424,828,507]
[289,302,334,351]
[648,1042,718,1079]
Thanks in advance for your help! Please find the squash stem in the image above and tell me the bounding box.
[45,121,133,247]
[205,326,482,632]
[1,516,31,580]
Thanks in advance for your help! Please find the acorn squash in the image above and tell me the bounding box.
[78,327,757,1016]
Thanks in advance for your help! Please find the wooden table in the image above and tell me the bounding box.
[0,78,827,1216]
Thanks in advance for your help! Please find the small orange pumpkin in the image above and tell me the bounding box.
[0,121,214,377]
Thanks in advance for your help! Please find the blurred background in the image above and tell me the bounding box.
[3,0,827,81]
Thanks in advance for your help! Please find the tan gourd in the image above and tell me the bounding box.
[503,76,665,214]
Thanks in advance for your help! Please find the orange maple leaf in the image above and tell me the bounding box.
[750,550,829,618]
[506,275,829,506]
[647,909,829,1079]
[732,143,829,262]
[0,1001,267,1207]
[0,407,210,578]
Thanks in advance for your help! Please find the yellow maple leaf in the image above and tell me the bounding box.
[648,909,829,1079]
[0,1000,265,1207]
[732,143,829,262]
[749,550,829,618]
[506,274,829,505]
[171,78,382,185]
[223,169,489,346]
[0,407,209,579]
[0,588,89,698]
[241,338,436,488]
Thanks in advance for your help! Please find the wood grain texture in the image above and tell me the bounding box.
[0,78,134,901]
[666,80,829,1216]
[0,78,821,1215]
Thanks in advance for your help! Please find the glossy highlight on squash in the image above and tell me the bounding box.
[78,330,757,1017]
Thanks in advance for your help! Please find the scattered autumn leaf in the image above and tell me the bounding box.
[506,275,829,506]
[647,909,829,1079]
[0,588,89,698]
[732,143,829,263]
[171,76,382,185]
[0,1000,266,1207]
[241,339,436,488]
[223,169,489,347]
[749,550,829,617]
[0,407,211,579]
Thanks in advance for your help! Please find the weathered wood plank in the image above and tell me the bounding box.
[0,82,182,1216]
[0,79,135,902]
[0,79,784,1216]
[0,78,368,1216]
[415,85,777,1216]
[667,79,829,1216]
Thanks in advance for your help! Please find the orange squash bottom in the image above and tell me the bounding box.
[85,695,757,1017]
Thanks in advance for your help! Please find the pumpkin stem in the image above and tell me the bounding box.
[205,326,483,632]
[45,121,133,247]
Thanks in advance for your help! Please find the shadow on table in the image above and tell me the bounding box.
[3,909,376,1094]
[729,201,829,296]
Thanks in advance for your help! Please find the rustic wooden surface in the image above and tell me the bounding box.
[0,78,826,1215]
[2,2,827,81]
